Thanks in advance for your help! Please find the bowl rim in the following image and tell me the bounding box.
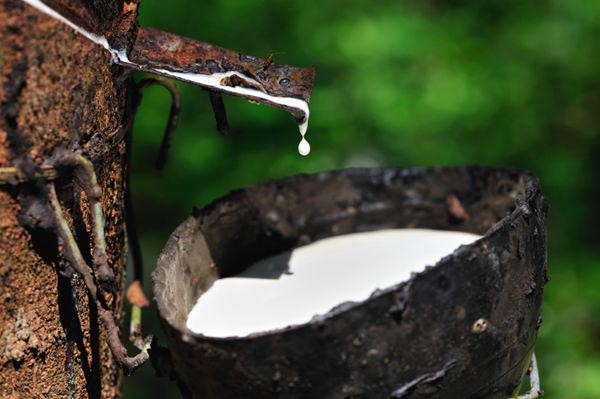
[152,165,544,343]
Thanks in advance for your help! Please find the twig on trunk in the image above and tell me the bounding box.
[47,181,150,375]
[50,150,115,290]
[0,165,58,184]
[208,91,229,135]
[126,280,150,349]
[135,78,182,170]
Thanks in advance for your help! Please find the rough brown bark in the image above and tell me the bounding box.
[0,1,136,397]
[0,0,316,396]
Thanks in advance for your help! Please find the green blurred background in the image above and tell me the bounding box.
[122,1,600,397]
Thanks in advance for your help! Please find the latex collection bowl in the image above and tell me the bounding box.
[152,166,547,399]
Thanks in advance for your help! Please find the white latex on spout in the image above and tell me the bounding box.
[21,0,311,154]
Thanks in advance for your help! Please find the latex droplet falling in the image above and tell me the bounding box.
[298,119,310,156]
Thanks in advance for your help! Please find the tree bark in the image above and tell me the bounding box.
[0,1,136,397]
[0,1,316,397]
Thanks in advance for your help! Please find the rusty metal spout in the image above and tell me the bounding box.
[125,27,315,123]
[21,0,316,126]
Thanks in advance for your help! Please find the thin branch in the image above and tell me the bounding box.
[126,280,150,350]
[124,190,149,347]
[124,180,144,288]
[128,303,148,350]
[510,353,542,399]
[0,165,58,185]
[136,78,181,170]
[47,182,149,375]
[123,115,151,348]
[47,183,99,298]
[51,150,115,289]
[208,91,229,135]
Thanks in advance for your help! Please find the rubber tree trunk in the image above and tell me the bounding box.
[0,1,136,397]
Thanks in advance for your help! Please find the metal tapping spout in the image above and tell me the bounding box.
[20,0,316,138]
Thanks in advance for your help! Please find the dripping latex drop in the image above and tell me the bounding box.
[298,119,310,156]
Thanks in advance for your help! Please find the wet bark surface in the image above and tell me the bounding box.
[0,1,135,397]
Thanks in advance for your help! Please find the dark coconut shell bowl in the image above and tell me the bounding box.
[152,166,547,399]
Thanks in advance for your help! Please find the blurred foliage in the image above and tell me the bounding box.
[122,0,600,397]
